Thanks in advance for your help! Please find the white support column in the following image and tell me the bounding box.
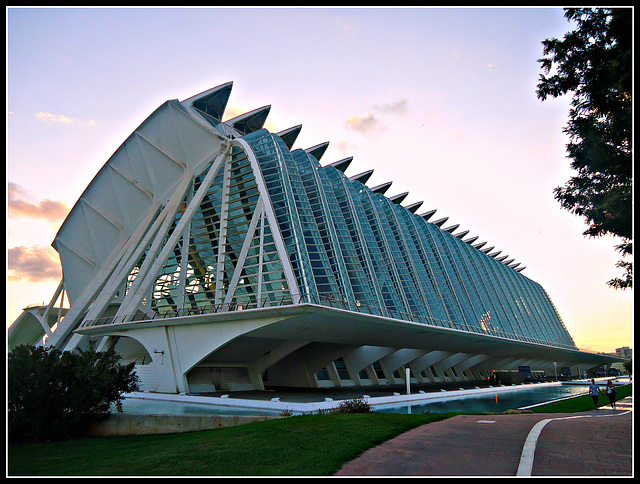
[257,210,265,304]
[455,354,490,381]
[379,348,426,385]
[341,346,396,385]
[410,350,453,383]
[326,362,342,387]
[436,353,474,382]
[214,156,231,304]
[41,280,65,335]
[33,280,66,340]
[176,179,194,311]
[165,326,188,393]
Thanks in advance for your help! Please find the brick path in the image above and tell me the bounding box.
[334,396,632,476]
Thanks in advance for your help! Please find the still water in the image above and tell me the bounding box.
[375,384,589,414]
[118,398,281,416]
[117,383,590,416]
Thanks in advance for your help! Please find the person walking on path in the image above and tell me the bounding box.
[588,379,601,409]
[605,380,618,409]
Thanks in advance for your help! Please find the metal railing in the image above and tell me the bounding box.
[80,291,578,351]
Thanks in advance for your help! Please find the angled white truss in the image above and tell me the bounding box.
[9,84,303,351]
[9,82,578,356]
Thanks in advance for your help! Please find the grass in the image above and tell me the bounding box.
[8,411,457,476]
[10,384,632,476]
[530,383,632,413]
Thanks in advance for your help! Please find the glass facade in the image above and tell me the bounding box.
[125,125,576,351]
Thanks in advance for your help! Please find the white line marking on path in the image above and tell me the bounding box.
[516,410,631,476]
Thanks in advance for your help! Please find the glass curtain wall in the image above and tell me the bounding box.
[124,125,576,350]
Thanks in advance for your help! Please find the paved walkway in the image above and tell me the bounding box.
[334,396,632,476]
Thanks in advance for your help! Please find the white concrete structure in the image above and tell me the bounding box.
[8,82,623,394]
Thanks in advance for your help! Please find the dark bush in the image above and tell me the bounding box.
[8,344,139,442]
[334,398,373,414]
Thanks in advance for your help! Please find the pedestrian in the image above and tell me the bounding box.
[605,380,617,409]
[588,379,600,409]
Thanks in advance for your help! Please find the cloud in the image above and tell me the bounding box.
[374,98,409,115]
[345,98,409,135]
[345,113,386,135]
[8,182,69,222]
[221,106,244,122]
[335,140,358,154]
[8,245,61,282]
[35,111,95,127]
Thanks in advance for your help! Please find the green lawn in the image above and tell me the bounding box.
[8,412,456,476]
[10,384,632,476]
[530,383,632,413]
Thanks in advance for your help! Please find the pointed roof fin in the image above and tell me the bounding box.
[182,81,233,121]
[420,209,437,221]
[276,125,302,150]
[305,142,329,161]
[443,224,460,233]
[327,157,353,173]
[405,201,423,213]
[389,192,409,204]
[349,169,374,185]
[431,217,449,227]
[371,182,393,194]
[227,105,271,135]
[454,230,469,239]
[464,236,479,244]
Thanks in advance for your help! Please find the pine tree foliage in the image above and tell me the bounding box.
[537,8,632,289]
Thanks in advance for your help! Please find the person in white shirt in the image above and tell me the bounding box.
[605,380,618,409]
[588,379,601,409]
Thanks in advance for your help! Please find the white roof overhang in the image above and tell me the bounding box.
[74,304,623,369]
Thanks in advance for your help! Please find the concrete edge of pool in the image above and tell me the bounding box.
[122,377,630,415]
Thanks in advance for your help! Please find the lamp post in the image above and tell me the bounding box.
[406,367,411,395]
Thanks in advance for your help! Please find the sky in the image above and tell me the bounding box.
[6,7,632,354]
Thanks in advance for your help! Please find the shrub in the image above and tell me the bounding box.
[334,397,373,414]
[8,344,140,442]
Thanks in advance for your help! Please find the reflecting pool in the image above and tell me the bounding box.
[116,381,624,416]
[117,397,282,416]
[374,384,588,414]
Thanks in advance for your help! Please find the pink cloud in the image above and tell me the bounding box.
[8,183,69,222]
[8,245,61,282]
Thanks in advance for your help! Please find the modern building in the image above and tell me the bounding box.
[615,347,632,359]
[8,82,623,394]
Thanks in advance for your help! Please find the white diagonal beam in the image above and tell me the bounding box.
[224,198,265,306]
[231,138,301,299]
[118,148,230,320]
